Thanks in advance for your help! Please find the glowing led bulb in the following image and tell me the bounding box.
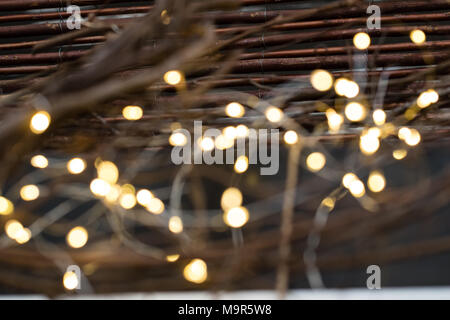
[122,106,143,121]
[404,128,421,146]
[136,189,154,206]
[398,127,411,140]
[119,193,136,210]
[20,184,39,201]
[417,89,439,108]
[410,29,426,45]
[199,137,214,151]
[169,216,183,234]
[220,187,243,211]
[373,109,386,126]
[66,226,88,249]
[164,70,183,85]
[223,206,249,228]
[63,271,79,290]
[326,109,344,132]
[5,220,23,240]
[321,197,335,210]
[360,133,380,155]
[310,69,334,92]
[367,171,386,193]
[15,228,31,244]
[90,178,111,197]
[223,126,237,140]
[334,78,349,96]
[234,155,249,173]
[169,131,188,146]
[67,158,86,174]
[30,111,51,134]
[0,196,13,216]
[105,184,121,203]
[215,134,234,150]
[353,32,371,50]
[345,102,366,122]
[183,259,207,284]
[225,102,245,118]
[306,152,326,172]
[342,173,358,188]
[97,161,119,184]
[166,254,180,262]
[349,179,365,198]
[146,198,165,214]
[235,125,249,138]
[393,149,407,160]
[334,78,359,98]
[265,106,283,123]
[284,130,298,145]
[31,155,48,169]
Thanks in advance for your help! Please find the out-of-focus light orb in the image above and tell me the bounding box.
[410,29,426,45]
[393,149,407,160]
[360,133,380,155]
[353,32,371,50]
[166,254,180,262]
[417,89,439,108]
[310,69,334,92]
[326,109,344,132]
[223,206,249,228]
[265,106,283,123]
[345,102,366,122]
[0,196,14,216]
[342,173,358,189]
[368,127,382,139]
[373,109,386,126]
[349,179,365,198]
[398,127,411,140]
[225,102,245,118]
[169,131,188,147]
[90,178,111,197]
[235,125,249,138]
[15,228,31,244]
[234,155,249,173]
[122,106,143,121]
[169,216,183,234]
[97,161,119,184]
[199,137,215,152]
[341,80,360,98]
[283,130,298,145]
[183,259,207,284]
[215,134,234,150]
[221,187,243,211]
[5,220,23,240]
[20,185,39,201]
[404,128,421,146]
[119,193,136,210]
[223,126,237,140]
[63,271,79,290]
[164,70,183,85]
[368,171,386,193]
[105,184,121,203]
[321,197,335,210]
[306,152,326,172]
[66,226,88,249]
[67,158,86,174]
[30,111,51,134]
[136,189,154,206]
[146,198,165,215]
[31,155,48,169]
[334,78,349,96]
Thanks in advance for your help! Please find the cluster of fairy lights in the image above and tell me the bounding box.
[0,27,440,291]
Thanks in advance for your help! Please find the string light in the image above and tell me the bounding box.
[199,137,215,152]
[97,161,119,184]
[169,216,183,234]
[334,78,359,98]
[105,184,121,203]
[63,271,79,290]
[30,155,48,169]
[393,149,408,160]
[20,184,39,201]
[373,109,386,126]
[5,220,24,240]
[215,134,234,150]
[223,126,237,140]
[326,109,344,132]
[417,89,439,108]
[225,102,245,118]
[66,226,88,249]
[321,197,335,210]
[223,206,249,228]
[122,106,143,121]
[0,196,14,215]
[90,178,111,197]
[306,152,326,172]
[360,132,380,155]
[164,70,183,85]
[265,106,283,123]
[15,228,31,244]
[345,102,366,122]
[410,29,426,44]
[67,158,86,174]
[169,131,188,146]
[235,125,249,138]
[30,111,51,134]
[234,155,249,173]
[136,189,154,206]
[404,128,421,146]
[310,69,334,91]
[283,130,298,145]
[353,32,371,50]
[119,193,137,210]
[183,259,207,284]
[342,173,358,189]
[166,254,180,262]
[160,9,171,25]
[220,187,243,211]
[146,198,165,214]
[368,171,386,193]
[349,179,365,198]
